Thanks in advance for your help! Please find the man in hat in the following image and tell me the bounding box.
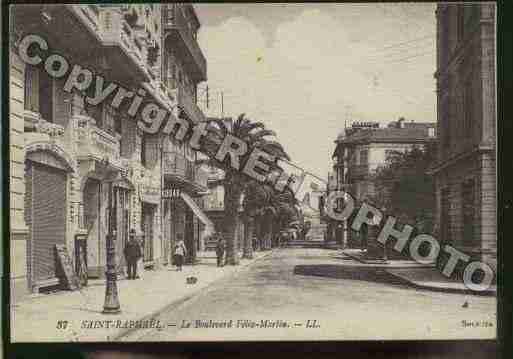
[215,233,226,267]
[124,229,142,279]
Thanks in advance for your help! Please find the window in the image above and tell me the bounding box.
[462,179,475,244]
[103,104,117,135]
[441,188,451,243]
[24,66,39,112]
[439,7,450,65]
[166,4,174,24]
[141,134,147,166]
[463,75,473,136]
[25,67,54,122]
[457,5,465,42]
[38,69,53,123]
[443,115,451,150]
[384,150,395,160]
[359,150,368,166]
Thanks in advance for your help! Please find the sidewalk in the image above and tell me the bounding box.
[385,267,497,296]
[11,251,271,342]
[340,249,435,268]
[332,250,495,295]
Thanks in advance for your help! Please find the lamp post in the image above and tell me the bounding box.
[103,180,121,314]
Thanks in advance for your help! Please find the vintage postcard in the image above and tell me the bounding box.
[8,3,496,343]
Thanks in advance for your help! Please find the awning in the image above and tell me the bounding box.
[180,192,215,238]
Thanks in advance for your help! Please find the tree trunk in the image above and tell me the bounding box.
[263,212,272,250]
[255,215,262,251]
[242,217,254,259]
[224,183,241,265]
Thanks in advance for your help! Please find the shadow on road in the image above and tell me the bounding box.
[293,264,409,287]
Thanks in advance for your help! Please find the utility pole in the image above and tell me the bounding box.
[206,85,209,109]
[221,91,224,118]
[103,180,121,314]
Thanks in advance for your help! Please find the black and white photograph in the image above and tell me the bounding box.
[6,2,497,344]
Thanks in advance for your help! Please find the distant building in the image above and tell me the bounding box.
[328,119,436,249]
[431,4,496,272]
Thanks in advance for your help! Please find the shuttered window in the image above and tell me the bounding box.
[462,179,475,244]
[30,163,67,282]
[24,66,39,112]
[39,69,54,123]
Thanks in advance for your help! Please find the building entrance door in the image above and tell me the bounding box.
[142,203,155,264]
[184,207,194,264]
[83,178,101,278]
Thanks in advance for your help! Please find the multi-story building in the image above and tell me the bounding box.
[9,4,210,300]
[327,119,436,249]
[431,4,496,272]
[160,4,212,264]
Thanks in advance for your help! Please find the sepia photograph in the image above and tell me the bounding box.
[6,2,497,345]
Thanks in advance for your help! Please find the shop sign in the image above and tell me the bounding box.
[162,188,182,199]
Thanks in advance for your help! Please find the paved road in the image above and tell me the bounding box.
[121,248,496,341]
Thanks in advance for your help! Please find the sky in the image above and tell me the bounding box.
[194,3,437,181]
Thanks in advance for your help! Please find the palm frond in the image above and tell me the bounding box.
[249,129,276,142]
[207,118,229,136]
[234,114,246,132]
[241,121,266,134]
[257,141,290,161]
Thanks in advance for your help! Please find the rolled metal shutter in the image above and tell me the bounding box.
[32,163,67,282]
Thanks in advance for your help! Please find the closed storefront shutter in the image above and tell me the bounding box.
[24,164,33,286]
[32,163,67,282]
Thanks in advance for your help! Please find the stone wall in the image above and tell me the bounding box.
[10,47,29,300]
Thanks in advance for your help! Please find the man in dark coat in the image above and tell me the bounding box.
[124,229,142,279]
[215,233,226,267]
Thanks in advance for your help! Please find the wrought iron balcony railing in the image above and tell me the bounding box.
[163,4,207,81]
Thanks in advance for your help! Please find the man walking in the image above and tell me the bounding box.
[216,233,226,267]
[124,229,142,280]
[174,234,187,271]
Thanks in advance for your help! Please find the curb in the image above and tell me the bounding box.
[341,250,435,269]
[113,250,274,341]
[384,270,497,297]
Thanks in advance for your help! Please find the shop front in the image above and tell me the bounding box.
[163,187,214,265]
[139,184,161,268]
[81,165,134,278]
[25,157,69,291]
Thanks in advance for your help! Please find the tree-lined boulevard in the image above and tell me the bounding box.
[120,248,495,342]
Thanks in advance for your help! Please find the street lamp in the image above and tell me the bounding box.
[103,180,121,314]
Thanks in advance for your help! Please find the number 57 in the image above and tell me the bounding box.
[57,320,68,329]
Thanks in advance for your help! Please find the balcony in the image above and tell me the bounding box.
[163,151,193,180]
[96,8,151,83]
[163,5,207,82]
[163,152,208,195]
[194,166,209,190]
[66,5,102,39]
[71,114,123,170]
[203,196,224,211]
[23,111,66,147]
[348,164,369,180]
[170,85,206,124]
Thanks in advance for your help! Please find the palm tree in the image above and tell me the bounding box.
[242,180,273,257]
[202,114,290,265]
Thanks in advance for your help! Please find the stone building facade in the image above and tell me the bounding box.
[431,4,496,271]
[9,4,210,301]
[327,119,436,249]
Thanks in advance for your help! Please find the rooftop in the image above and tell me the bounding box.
[335,119,436,144]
